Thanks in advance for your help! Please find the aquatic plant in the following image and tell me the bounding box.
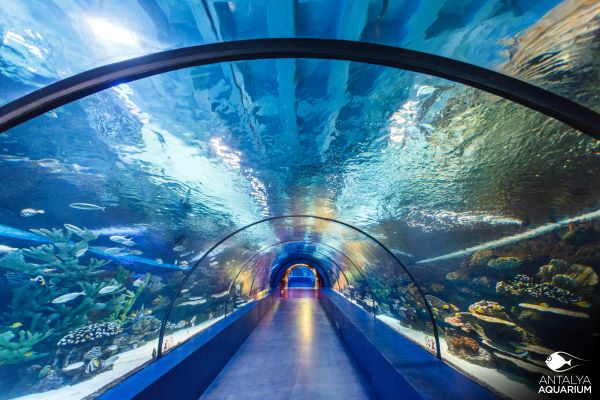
[0,330,52,365]
[109,273,150,324]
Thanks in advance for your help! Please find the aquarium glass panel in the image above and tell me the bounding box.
[0,56,598,400]
[1,1,599,111]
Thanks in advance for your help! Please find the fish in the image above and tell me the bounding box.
[155,258,163,264]
[129,249,143,255]
[0,245,17,253]
[64,224,86,237]
[42,268,56,274]
[20,208,44,217]
[109,235,135,246]
[98,285,120,294]
[103,247,128,255]
[69,203,105,212]
[30,275,45,286]
[51,292,85,304]
[24,352,33,357]
[188,296,205,301]
[173,245,185,252]
[211,290,229,298]
[133,277,147,287]
[74,245,88,257]
[177,299,207,306]
[179,261,189,267]
[180,251,194,257]
[10,322,22,328]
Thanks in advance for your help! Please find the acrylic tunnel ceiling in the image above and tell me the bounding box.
[0,1,599,399]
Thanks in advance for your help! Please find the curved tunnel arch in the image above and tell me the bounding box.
[246,247,352,299]
[158,215,441,358]
[224,239,374,312]
[1,39,598,138]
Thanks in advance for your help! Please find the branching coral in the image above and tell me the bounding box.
[0,225,148,365]
[109,273,150,324]
[0,330,52,365]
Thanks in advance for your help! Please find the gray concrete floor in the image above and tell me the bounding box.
[201,290,374,400]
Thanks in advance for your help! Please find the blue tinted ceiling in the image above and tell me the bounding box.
[2,0,598,111]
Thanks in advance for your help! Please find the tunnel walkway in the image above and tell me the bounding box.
[200,289,374,400]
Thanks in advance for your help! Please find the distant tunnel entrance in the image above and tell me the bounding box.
[279,263,323,289]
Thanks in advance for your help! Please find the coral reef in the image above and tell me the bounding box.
[57,322,122,347]
[487,257,523,271]
[445,330,494,367]
[459,312,533,344]
[125,308,161,342]
[537,260,598,290]
[470,250,495,267]
[468,300,509,320]
[496,274,583,304]
[0,330,52,365]
[536,259,567,282]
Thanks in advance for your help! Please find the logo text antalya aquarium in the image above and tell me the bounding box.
[538,351,591,394]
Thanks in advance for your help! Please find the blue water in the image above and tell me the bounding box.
[0,1,599,399]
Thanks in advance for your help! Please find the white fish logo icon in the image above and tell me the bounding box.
[545,351,587,372]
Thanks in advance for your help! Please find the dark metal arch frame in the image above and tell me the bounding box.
[0,38,598,138]
[157,215,441,358]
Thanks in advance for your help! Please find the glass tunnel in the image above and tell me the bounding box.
[0,1,599,399]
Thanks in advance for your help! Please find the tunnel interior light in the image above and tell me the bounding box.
[86,17,138,47]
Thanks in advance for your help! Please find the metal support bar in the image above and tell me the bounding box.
[0,39,598,138]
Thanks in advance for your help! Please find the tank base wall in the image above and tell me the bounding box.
[318,289,498,400]
[97,293,278,400]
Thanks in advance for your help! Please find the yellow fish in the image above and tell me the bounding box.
[24,352,33,357]
[442,304,449,309]
[10,322,22,329]
[576,301,591,308]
